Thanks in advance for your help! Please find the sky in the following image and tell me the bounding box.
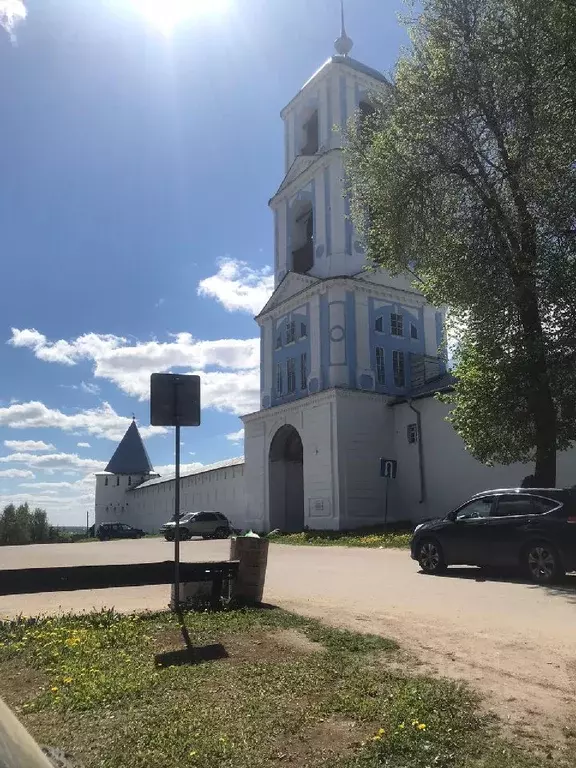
[0,0,410,525]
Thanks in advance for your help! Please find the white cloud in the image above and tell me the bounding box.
[0,469,35,479]
[197,258,273,314]
[19,481,76,492]
[19,481,74,489]
[4,439,55,452]
[0,452,105,474]
[80,381,100,396]
[0,0,26,38]
[77,442,91,448]
[0,479,96,525]
[226,428,244,444]
[0,400,165,441]
[154,462,205,477]
[9,329,260,416]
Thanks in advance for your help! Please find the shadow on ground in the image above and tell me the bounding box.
[154,609,229,667]
[419,566,576,603]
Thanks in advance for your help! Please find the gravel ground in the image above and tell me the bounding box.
[0,538,574,747]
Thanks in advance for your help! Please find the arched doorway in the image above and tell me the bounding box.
[269,425,304,532]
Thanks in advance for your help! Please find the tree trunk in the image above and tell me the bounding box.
[516,281,557,487]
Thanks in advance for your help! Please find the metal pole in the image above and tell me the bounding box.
[384,476,389,527]
[86,509,89,536]
[173,377,181,612]
[174,423,181,610]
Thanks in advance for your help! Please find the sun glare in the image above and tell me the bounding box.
[131,0,231,35]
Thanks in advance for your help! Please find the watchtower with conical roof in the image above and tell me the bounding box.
[94,419,159,527]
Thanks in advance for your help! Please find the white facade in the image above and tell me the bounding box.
[95,458,247,534]
[95,35,576,536]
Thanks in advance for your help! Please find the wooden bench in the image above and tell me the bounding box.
[0,560,239,611]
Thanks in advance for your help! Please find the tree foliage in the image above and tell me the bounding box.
[0,503,67,546]
[346,0,576,483]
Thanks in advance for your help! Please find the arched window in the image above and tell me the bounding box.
[359,100,376,120]
[291,201,314,274]
[301,110,319,156]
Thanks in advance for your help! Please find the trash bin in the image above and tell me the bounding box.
[230,534,269,604]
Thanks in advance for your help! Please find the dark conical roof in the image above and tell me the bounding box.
[105,420,155,475]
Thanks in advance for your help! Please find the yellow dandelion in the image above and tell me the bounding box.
[63,677,73,684]
[377,728,385,735]
[398,723,405,730]
[417,723,427,731]
[371,735,382,741]
[51,686,58,693]
[189,751,197,758]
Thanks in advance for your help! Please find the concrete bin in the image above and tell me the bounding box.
[229,536,269,604]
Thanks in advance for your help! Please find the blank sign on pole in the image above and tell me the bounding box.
[150,373,201,427]
[150,373,201,612]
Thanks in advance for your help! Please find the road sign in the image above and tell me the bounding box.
[150,373,201,612]
[380,458,397,479]
[150,373,201,427]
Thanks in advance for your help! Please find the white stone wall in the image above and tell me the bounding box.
[243,390,340,532]
[96,463,248,535]
[94,474,128,527]
[334,390,397,528]
[392,397,576,523]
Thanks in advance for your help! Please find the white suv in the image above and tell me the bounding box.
[160,511,231,541]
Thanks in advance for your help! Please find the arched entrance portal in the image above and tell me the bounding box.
[269,425,304,532]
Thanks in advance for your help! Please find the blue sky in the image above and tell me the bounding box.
[0,0,409,524]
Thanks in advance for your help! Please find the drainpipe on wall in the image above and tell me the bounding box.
[408,399,426,504]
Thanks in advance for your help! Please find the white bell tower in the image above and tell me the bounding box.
[270,2,391,284]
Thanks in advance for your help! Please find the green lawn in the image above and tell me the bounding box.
[0,607,560,768]
[268,529,412,548]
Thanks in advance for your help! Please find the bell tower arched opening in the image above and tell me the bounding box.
[269,425,304,532]
[291,201,314,275]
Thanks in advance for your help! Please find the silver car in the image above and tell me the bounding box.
[160,511,231,541]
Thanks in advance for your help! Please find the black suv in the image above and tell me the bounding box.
[411,488,576,583]
[96,522,145,541]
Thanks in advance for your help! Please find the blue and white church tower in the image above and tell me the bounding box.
[242,12,447,532]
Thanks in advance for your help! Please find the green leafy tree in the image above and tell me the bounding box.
[346,0,576,485]
[15,503,32,545]
[30,507,50,543]
[0,504,18,545]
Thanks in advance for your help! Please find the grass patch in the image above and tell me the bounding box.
[268,529,412,549]
[0,608,554,768]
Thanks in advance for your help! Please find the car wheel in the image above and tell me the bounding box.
[180,529,191,541]
[416,538,447,575]
[165,533,175,542]
[214,527,229,539]
[523,542,564,584]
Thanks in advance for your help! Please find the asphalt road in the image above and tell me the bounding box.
[0,539,575,745]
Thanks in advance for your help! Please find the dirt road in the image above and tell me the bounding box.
[0,539,574,746]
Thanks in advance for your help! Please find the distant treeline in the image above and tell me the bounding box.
[0,504,88,546]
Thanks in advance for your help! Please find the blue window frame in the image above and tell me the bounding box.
[391,313,403,337]
[287,358,296,393]
[300,353,308,389]
[393,351,406,387]
[276,363,283,395]
[410,322,418,340]
[286,320,296,344]
[375,316,384,333]
[376,347,385,385]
